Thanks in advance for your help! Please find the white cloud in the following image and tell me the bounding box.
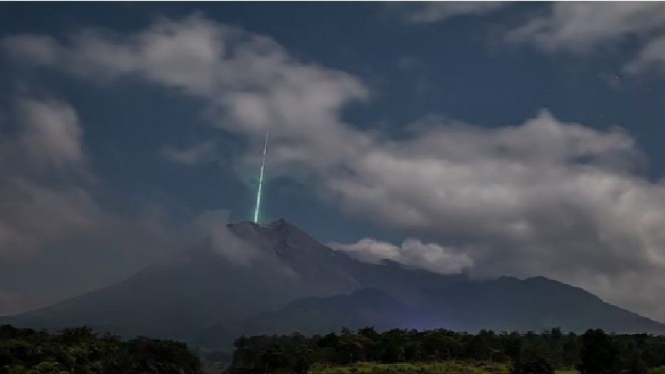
[404,2,509,24]
[507,2,665,53]
[0,97,92,258]
[506,2,665,75]
[1,35,59,64]
[7,15,665,323]
[0,178,100,258]
[625,33,665,74]
[330,238,473,275]
[15,98,85,170]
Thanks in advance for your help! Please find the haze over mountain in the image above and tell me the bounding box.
[5,219,664,349]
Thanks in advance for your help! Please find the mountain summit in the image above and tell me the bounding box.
[5,219,664,348]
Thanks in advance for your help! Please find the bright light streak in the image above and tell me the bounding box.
[253,130,269,223]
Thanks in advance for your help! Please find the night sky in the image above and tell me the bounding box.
[2,2,665,323]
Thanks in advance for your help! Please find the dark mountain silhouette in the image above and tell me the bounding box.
[4,219,664,348]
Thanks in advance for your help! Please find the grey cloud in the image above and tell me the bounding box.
[403,2,509,24]
[506,2,665,75]
[0,97,86,177]
[1,35,60,65]
[192,211,308,281]
[0,178,101,259]
[0,97,92,258]
[2,16,225,94]
[0,96,192,314]
[330,238,473,275]
[16,98,85,170]
[507,2,665,53]
[192,210,260,266]
[625,33,665,74]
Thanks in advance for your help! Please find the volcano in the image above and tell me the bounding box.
[4,219,664,348]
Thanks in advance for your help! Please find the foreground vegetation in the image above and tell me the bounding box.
[5,323,665,374]
[308,362,510,374]
[0,324,201,374]
[228,328,665,374]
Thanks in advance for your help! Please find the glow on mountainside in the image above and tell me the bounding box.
[253,130,269,223]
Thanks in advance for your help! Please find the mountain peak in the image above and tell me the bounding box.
[226,218,296,230]
[226,218,309,241]
[226,220,259,230]
[225,218,325,259]
[267,218,304,234]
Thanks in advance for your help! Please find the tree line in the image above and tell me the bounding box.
[227,327,665,374]
[0,324,202,374]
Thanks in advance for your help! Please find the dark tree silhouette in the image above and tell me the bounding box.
[0,324,201,374]
[227,326,665,374]
[578,329,620,374]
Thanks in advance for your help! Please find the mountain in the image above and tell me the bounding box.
[4,219,665,348]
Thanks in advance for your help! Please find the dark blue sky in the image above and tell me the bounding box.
[3,2,665,320]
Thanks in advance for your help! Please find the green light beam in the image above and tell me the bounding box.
[253,130,269,223]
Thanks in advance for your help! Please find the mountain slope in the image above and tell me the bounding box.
[5,219,664,347]
[4,220,364,340]
[410,275,664,333]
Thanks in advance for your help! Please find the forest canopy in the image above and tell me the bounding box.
[0,324,201,374]
[228,327,665,374]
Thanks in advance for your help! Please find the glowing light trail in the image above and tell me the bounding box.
[253,130,269,223]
